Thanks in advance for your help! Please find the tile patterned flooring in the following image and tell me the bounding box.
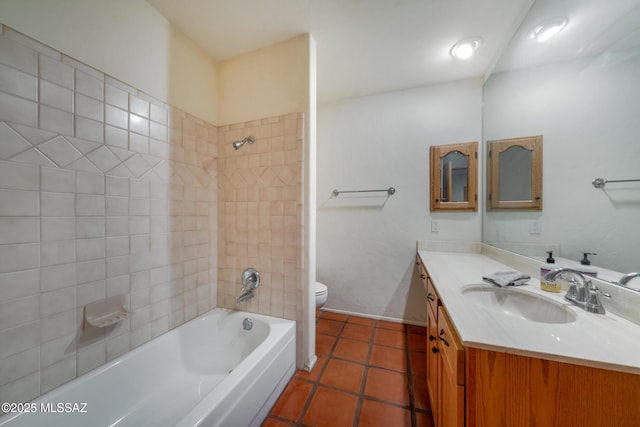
[262,311,435,427]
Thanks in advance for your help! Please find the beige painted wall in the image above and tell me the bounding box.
[218,34,310,126]
[0,0,219,124]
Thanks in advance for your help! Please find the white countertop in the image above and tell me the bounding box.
[418,249,640,375]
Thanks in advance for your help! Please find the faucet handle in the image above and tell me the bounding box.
[585,284,606,314]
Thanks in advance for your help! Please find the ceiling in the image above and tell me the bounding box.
[146,0,533,103]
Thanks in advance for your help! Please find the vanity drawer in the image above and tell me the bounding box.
[426,277,439,316]
[438,306,464,386]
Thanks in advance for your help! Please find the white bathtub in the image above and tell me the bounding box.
[0,309,296,427]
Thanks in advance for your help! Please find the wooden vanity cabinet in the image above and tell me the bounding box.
[419,253,465,427]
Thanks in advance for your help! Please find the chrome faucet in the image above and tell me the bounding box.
[617,272,640,288]
[543,268,606,314]
[235,268,260,304]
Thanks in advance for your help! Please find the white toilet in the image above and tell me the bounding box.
[315,282,328,309]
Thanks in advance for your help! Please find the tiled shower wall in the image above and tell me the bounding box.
[217,113,305,355]
[0,25,219,402]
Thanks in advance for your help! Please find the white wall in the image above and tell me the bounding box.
[317,79,483,323]
[218,34,310,126]
[484,51,640,273]
[0,0,219,123]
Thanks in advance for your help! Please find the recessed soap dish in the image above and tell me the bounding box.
[84,294,132,328]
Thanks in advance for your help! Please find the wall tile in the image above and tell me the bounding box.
[76,280,105,307]
[41,264,75,292]
[75,116,104,143]
[76,259,105,285]
[105,124,129,149]
[76,217,105,239]
[0,294,40,331]
[40,356,75,394]
[41,309,75,342]
[41,240,75,267]
[0,243,40,273]
[41,217,75,241]
[41,166,74,193]
[0,62,37,100]
[0,269,40,302]
[0,122,32,160]
[0,347,39,387]
[40,333,76,369]
[75,70,103,101]
[76,194,105,216]
[105,83,128,110]
[40,287,75,318]
[0,321,39,360]
[76,93,103,122]
[39,105,74,136]
[40,80,73,112]
[41,192,74,217]
[76,238,105,262]
[0,36,38,75]
[0,217,39,244]
[76,171,104,194]
[0,92,38,127]
[39,54,74,89]
[105,105,128,129]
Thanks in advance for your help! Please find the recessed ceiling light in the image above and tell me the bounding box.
[450,37,483,59]
[530,17,568,43]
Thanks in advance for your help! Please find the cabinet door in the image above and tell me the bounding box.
[426,305,439,424]
[439,366,465,427]
[437,307,465,427]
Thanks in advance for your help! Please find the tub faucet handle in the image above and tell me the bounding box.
[241,268,260,292]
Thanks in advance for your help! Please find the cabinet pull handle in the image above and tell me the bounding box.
[420,274,426,280]
[431,346,439,354]
[438,329,450,347]
[429,334,436,342]
[427,293,435,302]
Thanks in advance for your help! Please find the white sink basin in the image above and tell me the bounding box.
[461,285,577,324]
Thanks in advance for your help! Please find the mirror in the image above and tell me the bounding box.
[483,0,640,275]
[430,142,478,211]
[487,135,542,210]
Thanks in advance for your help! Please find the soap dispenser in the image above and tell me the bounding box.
[540,251,562,292]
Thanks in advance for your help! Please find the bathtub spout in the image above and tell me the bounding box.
[236,290,254,304]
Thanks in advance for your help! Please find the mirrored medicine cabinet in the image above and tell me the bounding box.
[430,141,478,211]
[487,135,543,210]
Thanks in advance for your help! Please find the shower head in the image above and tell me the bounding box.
[232,135,255,150]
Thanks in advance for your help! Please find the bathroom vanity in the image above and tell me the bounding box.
[417,245,640,427]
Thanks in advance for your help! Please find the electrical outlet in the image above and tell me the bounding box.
[431,220,440,232]
[529,221,541,235]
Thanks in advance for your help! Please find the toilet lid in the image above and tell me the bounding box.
[315,282,327,295]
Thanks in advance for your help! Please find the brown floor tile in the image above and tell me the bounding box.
[320,311,348,322]
[316,318,344,336]
[358,399,412,427]
[408,333,427,352]
[415,411,436,427]
[409,351,426,376]
[369,344,407,372]
[373,328,407,349]
[296,354,328,381]
[320,358,365,393]
[364,367,410,406]
[407,324,427,335]
[412,375,431,411]
[348,316,376,327]
[333,338,370,364]
[302,386,358,427]
[342,323,374,342]
[270,378,313,421]
[261,417,294,427]
[316,333,337,355]
[377,320,406,332]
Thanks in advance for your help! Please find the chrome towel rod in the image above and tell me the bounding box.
[332,187,396,197]
[592,178,640,188]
